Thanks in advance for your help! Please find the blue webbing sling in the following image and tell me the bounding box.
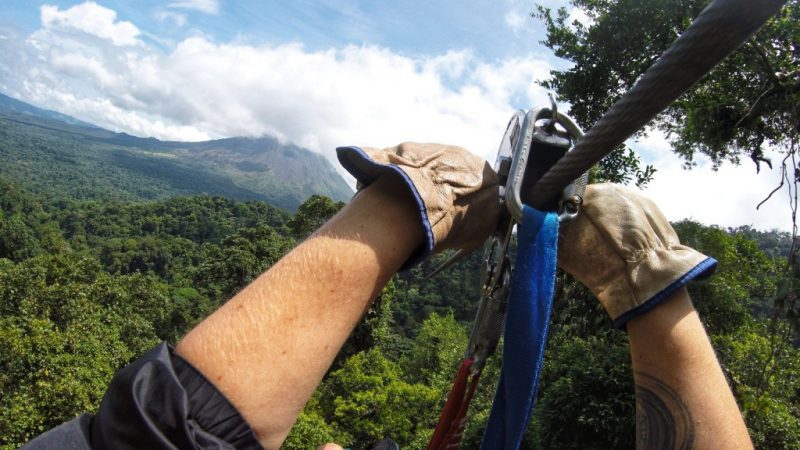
[481,205,559,450]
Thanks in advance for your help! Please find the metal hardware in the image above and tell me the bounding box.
[463,100,588,371]
[464,230,512,371]
[427,100,587,369]
[505,107,588,222]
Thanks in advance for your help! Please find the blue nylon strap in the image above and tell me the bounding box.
[480,206,559,450]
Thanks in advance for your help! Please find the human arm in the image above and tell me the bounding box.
[175,143,498,448]
[558,183,752,449]
[628,288,751,449]
[174,175,423,448]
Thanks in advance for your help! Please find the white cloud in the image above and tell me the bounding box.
[168,0,220,15]
[633,130,790,232]
[3,4,556,161]
[505,10,526,34]
[155,10,188,27]
[423,49,473,80]
[40,2,141,46]
[49,52,119,88]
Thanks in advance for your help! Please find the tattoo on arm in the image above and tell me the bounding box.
[634,371,695,450]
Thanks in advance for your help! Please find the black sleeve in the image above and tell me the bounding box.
[23,342,262,450]
[21,414,93,450]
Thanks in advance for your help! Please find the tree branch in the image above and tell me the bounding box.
[757,152,791,210]
[735,85,778,129]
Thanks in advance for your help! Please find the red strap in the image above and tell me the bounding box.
[427,358,482,450]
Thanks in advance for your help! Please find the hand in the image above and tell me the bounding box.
[337,142,500,268]
[317,444,344,450]
[557,183,717,327]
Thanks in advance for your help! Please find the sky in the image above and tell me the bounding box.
[0,0,791,232]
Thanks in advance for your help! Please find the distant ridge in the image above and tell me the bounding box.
[0,93,99,129]
[0,92,353,210]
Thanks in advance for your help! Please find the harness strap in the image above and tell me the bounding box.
[481,206,559,450]
[427,358,481,450]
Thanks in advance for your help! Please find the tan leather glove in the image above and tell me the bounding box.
[337,142,499,269]
[557,183,717,328]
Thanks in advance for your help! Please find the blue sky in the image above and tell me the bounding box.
[2,0,560,64]
[0,0,790,231]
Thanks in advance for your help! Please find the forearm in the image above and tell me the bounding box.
[175,176,423,449]
[627,288,752,449]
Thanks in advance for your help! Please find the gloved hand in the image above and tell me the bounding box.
[557,183,717,328]
[337,142,499,269]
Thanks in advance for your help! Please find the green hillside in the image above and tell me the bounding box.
[0,93,353,210]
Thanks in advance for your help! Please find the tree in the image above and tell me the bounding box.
[287,194,345,240]
[531,330,636,450]
[393,250,485,334]
[536,0,799,190]
[402,311,468,392]
[0,213,40,261]
[316,348,440,448]
[194,224,294,299]
[534,9,800,444]
[0,253,168,447]
[714,322,800,449]
[535,220,798,448]
[336,282,406,370]
[674,220,780,332]
[283,408,351,450]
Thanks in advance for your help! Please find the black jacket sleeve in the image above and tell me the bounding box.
[22,342,262,450]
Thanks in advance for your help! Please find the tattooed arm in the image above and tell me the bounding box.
[558,185,752,448]
[627,288,752,450]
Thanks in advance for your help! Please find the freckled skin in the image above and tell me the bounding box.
[175,177,423,449]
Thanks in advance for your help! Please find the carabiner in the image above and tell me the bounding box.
[504,107,588,223]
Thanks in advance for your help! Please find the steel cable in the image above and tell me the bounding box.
[530,0,789,209]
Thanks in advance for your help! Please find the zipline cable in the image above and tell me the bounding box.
[529,0,789,209]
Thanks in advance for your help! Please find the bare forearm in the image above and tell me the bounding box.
[627,288,752,449]
[175,176,423,449]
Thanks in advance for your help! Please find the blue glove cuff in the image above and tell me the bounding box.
[613,256,718,328]
[336,146,434,270]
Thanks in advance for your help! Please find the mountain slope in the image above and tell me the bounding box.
[0,93,352,210]
[0,93,99,129]
[170,137,353,211]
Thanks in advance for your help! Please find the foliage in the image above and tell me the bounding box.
[0,253,168,447]
[729,225,793,260]
[532,5,800,445]
[393,250,484,332]
[335,282,406,371]
[287,194,345,240]
[0,213,40,261]
[0,175,798,448]
[675,220,780,330]
[283,408,351,449]
[532,331,635,450]
[402,311,468,392]
[536,0,799,171]
[715,322,800,449]
[0,184,300,448]
[317,348,441,448]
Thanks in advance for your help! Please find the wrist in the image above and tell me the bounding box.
[627,287,695,332]
[319,174,424,273]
